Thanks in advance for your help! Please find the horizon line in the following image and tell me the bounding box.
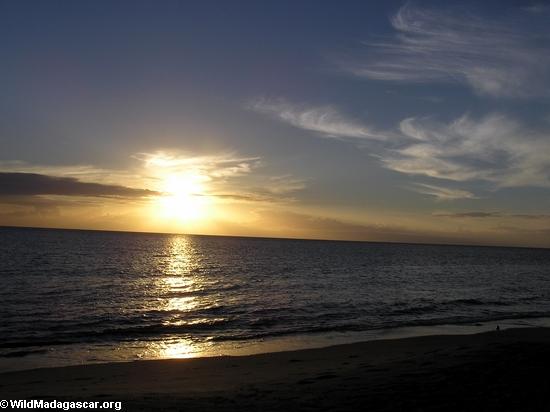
[1,224,548,251]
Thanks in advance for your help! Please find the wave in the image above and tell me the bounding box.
[0,319,233,349]
[162,284,241,299]
[389,298,513,316]
[0,349,49,358]
[3,310,550,351]
[212,311,550,342]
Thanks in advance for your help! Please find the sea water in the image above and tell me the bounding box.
[2,226,550,371]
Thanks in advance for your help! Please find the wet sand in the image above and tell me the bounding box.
[2,328,550,411]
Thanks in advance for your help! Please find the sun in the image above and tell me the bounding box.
[156,172,210,222]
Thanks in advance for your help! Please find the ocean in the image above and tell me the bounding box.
[2,226,550,372]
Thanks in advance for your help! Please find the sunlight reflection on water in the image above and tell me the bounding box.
[145,339,199,359]
[161,236,202,312]
[153,237,204,357]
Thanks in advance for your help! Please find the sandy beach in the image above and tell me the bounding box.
[2,327,550,411]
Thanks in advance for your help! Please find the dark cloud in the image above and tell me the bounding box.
[434,211,550,219]
[0,172,158,198]
[509,214,550,220]
[434,212,501,218]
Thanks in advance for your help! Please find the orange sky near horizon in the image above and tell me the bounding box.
[1,151,549,249]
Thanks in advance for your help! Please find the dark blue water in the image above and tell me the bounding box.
[2,226,550,371]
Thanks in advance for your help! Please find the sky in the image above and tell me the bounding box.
[1,0,550,248]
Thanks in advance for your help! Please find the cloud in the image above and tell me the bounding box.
[136,151,305,204]
[249,98,386,140]
[199,176,305,204]
[434,211,550,219]
[523,4,550,14]
[511,214,550,220]
[382,113,550,188]
[433,211,500,218]
[0,160,147,191]
[264,175,306,195]
[0,172,158,198]
[342,3,550,97]
[198,193,274,203]
[134,152,262,178]
[0,151,307,213]
[251,96,550,193]
[410,183,476,200]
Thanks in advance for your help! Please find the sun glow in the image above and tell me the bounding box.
[156,172,211,222]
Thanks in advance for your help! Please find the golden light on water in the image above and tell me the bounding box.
[146,236,206,359]
[136,231,263,361]
[161,236,201,312]
[156,339,198,359]
[132,339,203,360]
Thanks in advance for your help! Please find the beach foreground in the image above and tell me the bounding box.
[2,328,550,411]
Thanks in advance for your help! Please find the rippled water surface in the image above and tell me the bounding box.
[2,227,550,371]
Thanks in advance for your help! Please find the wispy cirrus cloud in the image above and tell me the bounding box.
[252,99,550,195]
[382,113,550,188]
[410,183,476,201]
[341,3,550,97]
[134,152,262,178]
[249,98,386,140]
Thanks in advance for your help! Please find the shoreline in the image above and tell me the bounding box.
[3,315,550,374]
[3,327,550,410]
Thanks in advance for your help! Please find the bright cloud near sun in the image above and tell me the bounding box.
[135,151,295,232]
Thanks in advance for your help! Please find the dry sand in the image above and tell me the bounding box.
[2,328,550,411]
